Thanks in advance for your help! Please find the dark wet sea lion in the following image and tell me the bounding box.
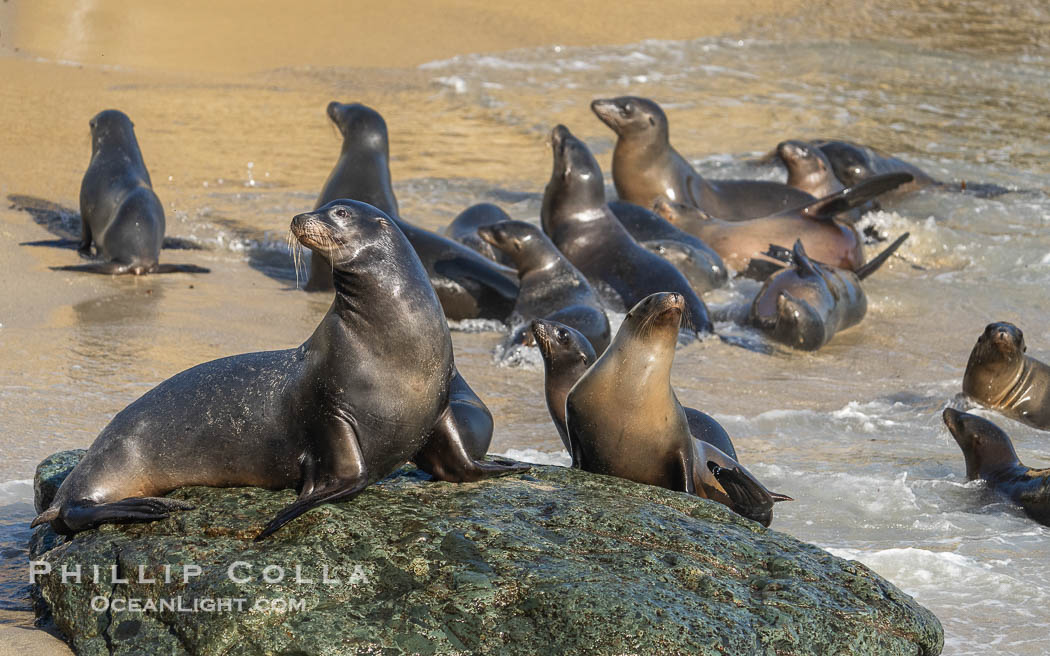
[531,318,738,459]
[564,293,790,525]
[815,139,936,195]
[963,322,1050,430]
[33,200,526,539]
[943,408,1050,525]
[479,220,610,354]
[590,96,815,219]
[540,124,713,336]
[748,237,906,350]
[608,200,727,293]
[56,110,207,275]
[445,203,515,266]
[307,102,518,320]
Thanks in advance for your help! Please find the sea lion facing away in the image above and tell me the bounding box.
[56,110,207,275]
[34,200,526,539]
[963,322,1050,430]
[942,408,1050,526]
[564,294,790,525]
[590,96,815,219]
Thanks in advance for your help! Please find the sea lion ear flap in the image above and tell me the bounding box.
[791,240,819,277]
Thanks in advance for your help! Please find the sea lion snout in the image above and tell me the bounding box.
[942,407,966,441]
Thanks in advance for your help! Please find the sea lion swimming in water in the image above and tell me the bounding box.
[478,220,610,354]
[963,322,1050,430]
[531,318,738,459]
[942,408,1050,526]
[52,110,208,275]
[541,124,713,336]
[564,294,791,525]
[306,102,518,321]
[590,96,815,219]
[33,200,527,539]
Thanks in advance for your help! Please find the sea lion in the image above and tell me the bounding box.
[33,200,527,539]
[445,203,515,266]
[608,200,727,293]
[478,220,610,354]
[814,139,936,195]
[564,293,790,525]
[748,237,906,351]
[942,408,1050,525]
[540,124,713,336]
[962,322,1050,430]
[778,140,845,199]
[531,318,738,459]
[653,172,911,274]
[306,102,518,320]
[55,110,207,275]
[590,96,815,219]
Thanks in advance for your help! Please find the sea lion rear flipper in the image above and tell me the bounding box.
[790,240,820,277]
[854,232,909,280]
[433,257,519,302]
[19,238,81,250]
[152,263,211,274]
[413,405,529,482]
[741,258,787,281]
[799,172,914,220]
[707,462,777,526]
[37,497,194,534]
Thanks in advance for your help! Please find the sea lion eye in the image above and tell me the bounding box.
[334,208,348,218]
[648,116,655,126]
[557,329,567,342]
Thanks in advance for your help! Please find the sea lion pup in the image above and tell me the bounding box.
[608,200,727,293]
[963,322,1050,430]
[942,408,1050,525]
[564,294,790,525]
[748,237,906,351]
[55,110,208,275]
[540,124,713,336]
[653,171,911,273]
[531,318,738,459]
[445,203,515,266]
[590,96,814,219]
[33,200,527,539]
[478,220,610,354]
[306,102,518,320]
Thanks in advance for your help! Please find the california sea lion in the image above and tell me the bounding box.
[749,237,906,350]
[445,203,515,266]
[531,318,738,459]
[814,139,936,195]
[478,220,610,354]
[942,408,1050,525]
[55,110,207,275]
[307,102,518,320]
[962,322,1050,430]
[778,140,845,199]
[540,124,713,336]
[33,200,527,539]
[607,200,727,293]
[564,293,790,525]
[590,96,815,219]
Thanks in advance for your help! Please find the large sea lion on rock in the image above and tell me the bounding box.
[963,322,1050,430]
[590,96,815,219]
[307,102,518,321]
[564,294,790,525]
[540,124,713,336]
[33,200,527,539]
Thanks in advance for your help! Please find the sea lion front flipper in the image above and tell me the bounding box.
[741,258,788,281]
[799,172,914,220]
[19,238,82,249]
[413,404,529,482]
[854,232,909,280]
[77,213,93,256]
[707,462,780,527]
[432,256,520,303]
[152,263,211,274]
[790,240,820,277]
[50,262,133,275]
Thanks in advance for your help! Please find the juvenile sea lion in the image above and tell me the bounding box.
[962,322,1050,430]
[478,220,610,354]
[564,293,790,525]
[778,140,845,199]
[815,139,936,195]
[33,200,527,539]
[748,237,906,351]
[307,102,518,320]
[608,200,727,293]
[540,125,713,336]
[531,318,738,459]
[942,408,1050,525]
[55,110,207,275]
[445,203,515,266]
[590,96,814,219]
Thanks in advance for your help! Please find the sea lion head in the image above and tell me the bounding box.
[963,322,1027,402]
[291,199,399,268]
[818,142,873,186]
[942,408,1021,480]
[777,140,835,189]
[590,96,668,143]
[973,322,1026,360]
[326,102,389,152]
[477,220,548,270]
[88,109,137,155]
[770,292,826,351]
[542,125,606,219]
[620,292,684,345]
[531,319,596,372]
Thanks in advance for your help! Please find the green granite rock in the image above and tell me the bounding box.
[30,450,943,655]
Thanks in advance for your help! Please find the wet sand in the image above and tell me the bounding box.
[0,2,804,653]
